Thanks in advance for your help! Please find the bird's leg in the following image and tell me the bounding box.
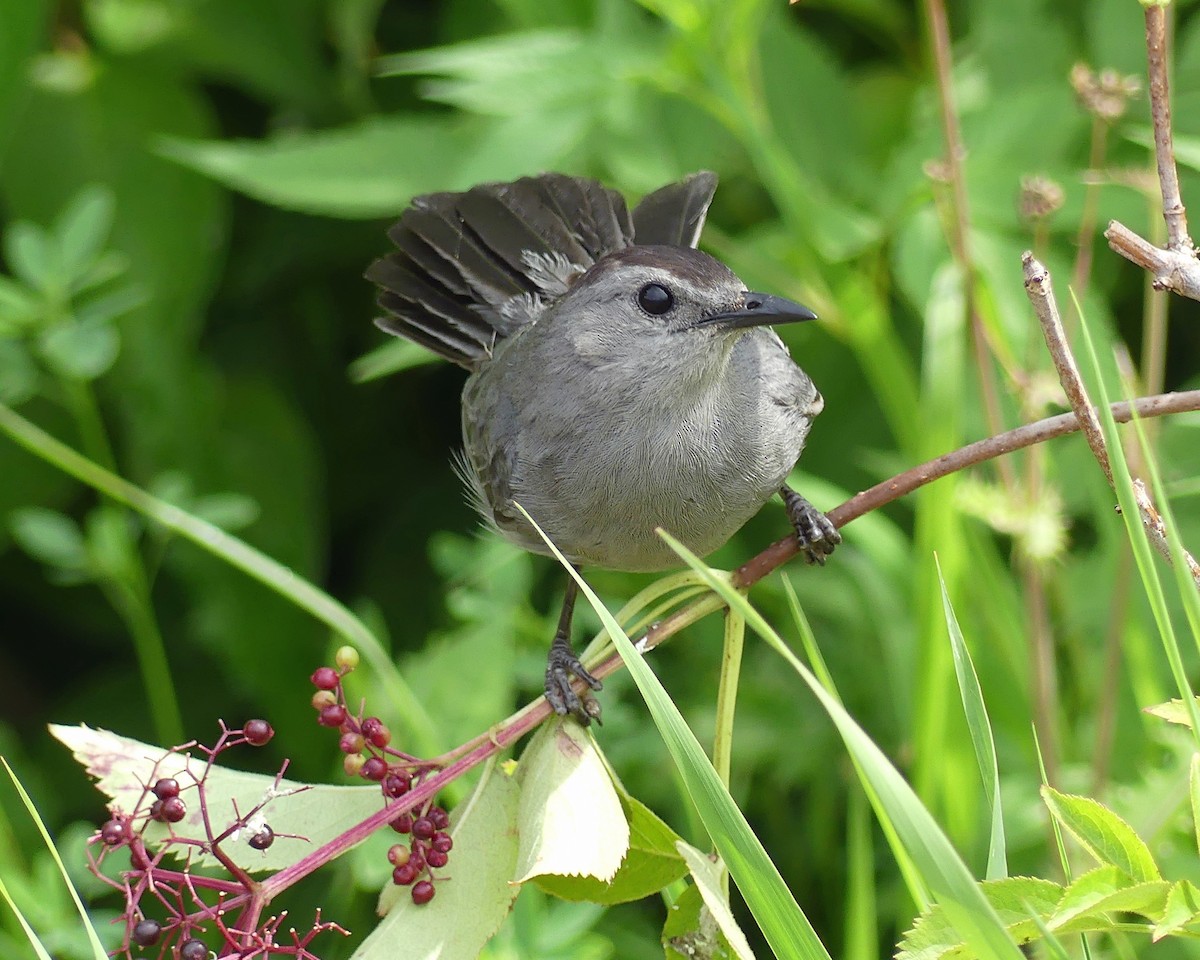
[780,486,841,565]
[544,569,604,723]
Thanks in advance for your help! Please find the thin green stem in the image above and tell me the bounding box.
[712,605,746,901]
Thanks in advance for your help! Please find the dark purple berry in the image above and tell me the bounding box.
[318,703,348,728]
[429,807,450,830]
[382,771,411,798]
[412,816,435,840]
[362,717,391,748]
[244,719,274,746]
[407,848,426,873]
[426,848,449,869]
[248,825,274,850]
[431,833,453,854]
[100,818,128,846]
[339,731,365,754]
[311,666,339,690]
[131,918,161,946]
[179,939,207,960]
[160,796,186,823]
[393,862,418,886]
[151,778,180,800]
[148,799,164,822]
[390,813,413,834]
[411,880,435,905]
[361,756,387,781]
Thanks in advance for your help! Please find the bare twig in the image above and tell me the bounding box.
[1106,3,1200,298]
[1022,252,1111,482]
[1022,253,1200,590]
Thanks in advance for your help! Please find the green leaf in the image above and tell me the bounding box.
[9,507,87,573]
[897,876,1064,960]
[4,221,61,294]
[362,760,521,958]
[1049,866,1169,931]
[1041,787,1161,882]
[74,283,147,327]
[1152,880,1200,941]
[1191,754,1200,858]
[36,317,120,380]
[0,276,43,333]
[535,791,687,904]
[1146,698,1200,727]
[676,841,756,960]
[0,341,39,405]
[54,185,115,282]
[663,882,735,960]
[50,724,383,875]
[349,338,442,383]
[938,560,1006,880]
[514,717,629,884]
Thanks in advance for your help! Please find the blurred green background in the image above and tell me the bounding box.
[3,0,1200,957]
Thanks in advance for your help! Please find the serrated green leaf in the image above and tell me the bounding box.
[50,724,384,874]
[1152,880,1200,941]
[1049,866,1168,931]
[365,760,521,960]
[677,841,755,960]
[535,790,687,904]
[54,185,115,281]
[1145,698,1200,727]
[897,877,1064,960]
[10,507,88,572]
[1041,787,1161,882]
[36,317,120,380]
[514,717,629,884]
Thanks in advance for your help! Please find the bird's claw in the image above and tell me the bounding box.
[544,635,603,724]
[782,489,841,565]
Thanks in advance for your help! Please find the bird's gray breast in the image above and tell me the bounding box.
[460,325,819,571]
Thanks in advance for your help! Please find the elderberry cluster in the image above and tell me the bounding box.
[310,646,453,904]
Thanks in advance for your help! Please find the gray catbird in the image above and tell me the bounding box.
[367,171,838,721]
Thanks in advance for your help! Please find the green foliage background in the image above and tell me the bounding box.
[2,0,1200,957]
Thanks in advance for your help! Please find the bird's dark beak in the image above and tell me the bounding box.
[689,291,817,331]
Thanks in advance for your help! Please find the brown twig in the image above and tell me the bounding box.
[1106,3,1200,297]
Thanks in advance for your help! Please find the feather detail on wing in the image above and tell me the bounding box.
[631,171,718,248]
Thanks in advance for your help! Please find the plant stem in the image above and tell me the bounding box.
[712,606,746,901]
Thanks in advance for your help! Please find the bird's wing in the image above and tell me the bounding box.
[367,174,634,370]
[630,171,718,249]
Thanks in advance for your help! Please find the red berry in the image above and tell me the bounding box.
[411,880,435,905]
[407,848,426,873]
[382,771,411,798]
[362,717,391,748]
[412,816,435,840]
[318,704,348,728]
[248,825,274,850]
[339,732,365,754]
[100,818,128,846]
[311,666,339,690]
[179,939,207,960]
[390,813,413,834]
[426,848,449,868]
[431,833,452,854]
[148,799,164,822]
[151,778,179,800]
[392,862,418,886]
[160,796,187,823]
[131,918,162,946]
[244,719,274,746]
[429,806,450,830]
[361,756,388,781]
[387,843,410,866]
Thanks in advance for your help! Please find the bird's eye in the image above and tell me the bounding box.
[637,282,674,316]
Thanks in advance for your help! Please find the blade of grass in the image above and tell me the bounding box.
[514,505,834,960]
[2,759,106,960]
[0,876,53,960]
[660,531,1025,960]
[936,555,1007,880]
[0,402,439,755]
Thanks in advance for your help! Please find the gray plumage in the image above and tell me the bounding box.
[368,171,837,716]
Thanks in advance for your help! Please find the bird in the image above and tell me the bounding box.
[366,171,838,722]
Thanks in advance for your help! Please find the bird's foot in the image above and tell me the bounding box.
[781,487,841,565]
[544,633,604,724]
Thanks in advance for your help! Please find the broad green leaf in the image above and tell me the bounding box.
[365,761,521,960]
[50,724,382,874]
[514,717,629,884]
[1048,866,1169,931]
[897,877,1064,960]
[36,317,120,380]
[535,791,687,904]
[54,185,115,281]
[3,221,60,293]
[10,507,87,572]
[1041,787,1161,882]
[938,560,1006,880]
[1153,880,1200,941]
[677,841,755,960]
